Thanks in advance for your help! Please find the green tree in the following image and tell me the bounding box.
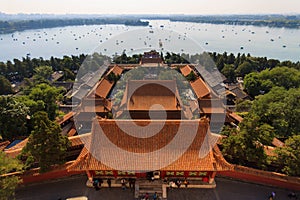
[62,68,75,81]
[216,56,225,71]
[0,75,13,95]
[221,64,236,82]
[0,96,29,140]
[0,151,23,200]
[244,66,300,97]
[227,53,235,65]
[244,72,262,96]
[275,135,300,176]
[28,83,63,120]
[235,61,256,77]
[107,72,120,82]
[236,99,252,112]
[33,66,53,83]
[260,66,300,90]
[185,71,197,82]
[22,112,70,172]
[250,87,300,137]
[16,96,45,116]
[221,115,271,168]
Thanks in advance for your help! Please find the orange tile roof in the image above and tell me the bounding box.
[107,65,123,76]
[5,149,22,158]
[95,78,114,98]
[180,65,193,77]
[227,112,243,123]
[80,100,109,113]
[5,138,28,158]
[264,146,276,157]
[190,78,210,99]
[126,80,180,111]
[189,100,199,113]
[58,112,74,125]
[69,134,89,146]
[5,134,86,158]
[0,141,10,151]
[68,128,77,137]
[199,99,225,114]
[272,138,285,147]
[67,119,233,172]
[5,138,28,151]
[67,147,114,171]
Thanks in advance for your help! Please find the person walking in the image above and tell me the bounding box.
[107,178,112,188]
[153,192,158,200]
[176,180,182,188]
[121,178,126,190]
[183,178,189,188]
[145,193,149,200]
[269,191,276,200]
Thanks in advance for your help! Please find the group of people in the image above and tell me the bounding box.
[288,192,298,199]
[92,178,104,191]
[140,192,158,200]
[92,177,137,191]
[93,178,111,191]
[92,178,112,190]
[121,178,136,191]
[268,191,299,200]
[167,178,189,189]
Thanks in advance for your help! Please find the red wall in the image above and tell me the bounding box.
[218,166,300,191]
[21,169,84,184]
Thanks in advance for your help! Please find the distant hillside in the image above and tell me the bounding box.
[168,14,300,29]
[0,16,149,34]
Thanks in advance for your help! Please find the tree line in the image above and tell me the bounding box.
[169,15,300,29]
[0,52,113,95]
[0,18,149,34]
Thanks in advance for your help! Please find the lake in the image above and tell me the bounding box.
[0,20,299,62]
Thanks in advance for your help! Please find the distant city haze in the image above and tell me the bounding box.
[1,0,300,15]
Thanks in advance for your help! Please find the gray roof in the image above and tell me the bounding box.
[194,64,226,95]
[71,63,109,102]
[84,67,108,88]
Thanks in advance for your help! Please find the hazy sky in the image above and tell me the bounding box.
[1,0,300,15]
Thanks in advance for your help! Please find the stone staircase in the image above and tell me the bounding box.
[135,179,166,199]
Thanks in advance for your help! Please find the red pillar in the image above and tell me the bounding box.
[184,171,189,178]
[113,170,118,178]
[209,171,217,184]
[86,170,93,182]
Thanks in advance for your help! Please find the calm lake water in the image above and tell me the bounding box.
[0,20,300,62]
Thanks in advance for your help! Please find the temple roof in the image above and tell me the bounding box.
[199,99,226,114]
[180,65,193,77]
[95,78,114,98]
[67,119,233,172]
[190,78,210,99]
[124,80,181,111]
[79,99,111,113]
[140,50,163,64]
[107,65,123,76]
[57,111,74,125]
[0,141,10,151]
[4,134,86,158]
[227,112,243,123]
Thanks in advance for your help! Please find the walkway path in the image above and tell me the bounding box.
[16,175,297,200]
